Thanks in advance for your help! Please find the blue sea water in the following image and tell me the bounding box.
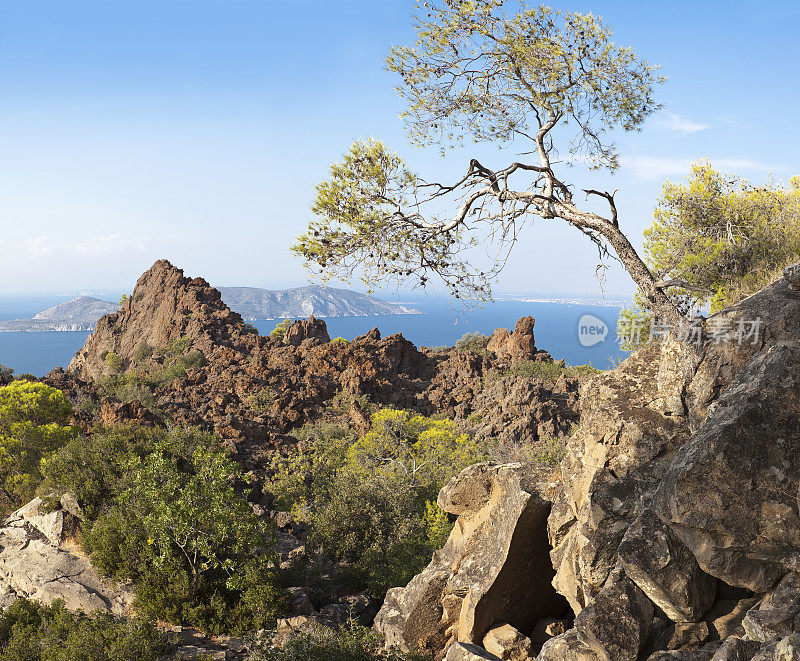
[0,297,626,377]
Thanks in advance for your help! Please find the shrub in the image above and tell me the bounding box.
[104,351,123,374]
[270,410,484,595]
[246,388,275,414]
[0,598,172,661]
[0,364,13,385]
[532,432,568,467]
[485,360,599,386]
[0,381,77,513]
[454,332,489,353]
[252,619,428,660]
[77,427,284,635]
[270,319,293,343]
[131,342,153,365]
[645,163,800,314]
[330,337,349,346]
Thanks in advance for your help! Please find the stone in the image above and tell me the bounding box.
[537,629,601,661]
[574,567,654,661]
[785,261,800,291]
[752,636,800,661]
[710,637,763,660]
[482,624,534,660]
[486,317,546,364]
[705,597,760,641]
[0,499,132,615]
[618,508,716,622]
[444,643,502,661]
[653,342,800,593]
[374,463,568,658]
[742,573,800,643]
[531,617,570,644]
[284,315,330,346]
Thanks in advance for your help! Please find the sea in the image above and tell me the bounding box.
[0,295,629,377]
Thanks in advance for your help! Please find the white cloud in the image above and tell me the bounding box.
[19,236,55,257]
[3,233,155,260]
[654,113,710,136]
[623,155,790,181]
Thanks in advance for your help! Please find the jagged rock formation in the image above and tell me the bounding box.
[486,316,552,364]
[62,260,581,464]
[374,463,569,659]
[0,498,132,614]
[384,265,800,661]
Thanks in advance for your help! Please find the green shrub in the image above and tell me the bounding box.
[485,360,599,386]
[0,598,172,661]
[270,319,293,343]
[252,619,428,660]
[330,337,349,346]
[131,343,153,365]
[104,352,124,374]
[270,410,483,596]
[532,432,568,467]
[0,364,13,385]
[77,427,284,635]
[0,381,77,513]
[454,332,489,353]
[246,388,275,413]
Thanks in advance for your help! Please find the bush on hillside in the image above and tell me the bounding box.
[43,426,285,635]
[0,598,172,661]
[0,380,77,513]
[454,331,490,353]
[270,411,484,595]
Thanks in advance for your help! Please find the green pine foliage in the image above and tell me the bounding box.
[0,381,77,513]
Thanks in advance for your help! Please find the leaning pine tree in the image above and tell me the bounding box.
[292,0,685,329]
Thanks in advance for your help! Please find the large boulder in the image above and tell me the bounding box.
[573,567,654,661]
[653,342,800,593]
[374,463,568,658]
[618,508,716,622]
[283,316,330,346]
[0,498,132,614]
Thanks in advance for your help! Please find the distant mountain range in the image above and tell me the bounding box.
[0,297,118,331]
[0,286,420,332]
[217,285,420,321]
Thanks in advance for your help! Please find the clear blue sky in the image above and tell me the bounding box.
[1,0,798,297]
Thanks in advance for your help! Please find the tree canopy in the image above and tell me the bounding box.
[645,162,800,314]
[293,0,684,323]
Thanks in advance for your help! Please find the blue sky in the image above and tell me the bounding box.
[1,0,798,297]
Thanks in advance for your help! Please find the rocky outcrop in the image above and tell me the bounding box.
[374,463,568,659]
[387,266,800,661]
[0,498,132,614]
[486,316,552,364]
[61,261,582,464]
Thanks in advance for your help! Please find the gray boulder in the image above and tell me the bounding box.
[0,498,132,614]
[374,463,567,658]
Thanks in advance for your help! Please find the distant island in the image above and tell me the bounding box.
[0,297,119,331]
[0,286,420,332]
[217,285,421,321]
